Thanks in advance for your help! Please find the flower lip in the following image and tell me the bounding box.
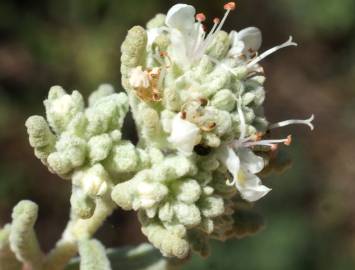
[165,3,196,31]
[167,113,201,156]
[234,27,262,53]
[218,144,270,202]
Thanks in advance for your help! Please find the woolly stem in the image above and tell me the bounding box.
[9,201,44,270]
[43,197,116,270]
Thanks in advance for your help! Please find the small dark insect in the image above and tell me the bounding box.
[199,98,208,106]
[194,144,212,156]
[181,111,187,119]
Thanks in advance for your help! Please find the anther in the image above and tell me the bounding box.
[196,13,206,22]
[159,51,167,57]
[255,132,263,140]
[270,144,278,151]
[284,135,292,146]
[224,2,236,11]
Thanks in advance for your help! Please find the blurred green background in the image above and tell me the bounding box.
[0,0,354,269]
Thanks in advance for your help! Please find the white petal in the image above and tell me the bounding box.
[218,145,240,185]
[236,170,271,202]
[237,27,262,52]
[129,66,150,88]
[168,28,189,66]
[165,4,196,31]
[168,113,201,155]
[230,31,244,49]
[238,147,264,174]
[147,27,164,46]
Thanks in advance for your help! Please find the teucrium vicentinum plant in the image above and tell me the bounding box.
[0,2,314,269]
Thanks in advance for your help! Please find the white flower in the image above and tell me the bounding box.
[229,27,262,58]
[218,95,314,202]
[165,4,199,67]
[219,144,270,202]
[168,113,201,155]
[165,3,236,67]
[129,66,150,89]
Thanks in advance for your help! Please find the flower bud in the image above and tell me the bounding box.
[211,89,236,112]
[44,86,84,133]
[72,164,110,197]
[88,134,112,164]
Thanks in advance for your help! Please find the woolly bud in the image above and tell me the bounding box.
[44,86,84,133]
[88,134,113,164]
[173,202,201,227]
[199,196,225,218]
[135,181,169,210]
[140,221,190,259]
[88,84,115,107]
[206,31,231,60]
[174,179,201,204]
[72,164,110,197]
[25,115,56,163]
[211,89,236,112]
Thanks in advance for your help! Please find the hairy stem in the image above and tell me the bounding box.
[43,197,116,270]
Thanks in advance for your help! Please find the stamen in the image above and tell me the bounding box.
[269,114,314,131]
[153,52,165,66]
[247,36,298,68]
[194,3,236,60]
[193,18,219,59]
[284,135,292,146]
[237,96,246,140]
[153,52,168,90]
[244,136,291,148]
[214,5,233,36]
[190,19,206,59]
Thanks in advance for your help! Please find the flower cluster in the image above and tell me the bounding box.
[26,84,150,219]
[20,1,314,264]
[118,2,313,257]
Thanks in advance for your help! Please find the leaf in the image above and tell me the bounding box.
[65,243,169,270]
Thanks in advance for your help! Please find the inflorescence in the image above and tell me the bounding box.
[1,2,314,269]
